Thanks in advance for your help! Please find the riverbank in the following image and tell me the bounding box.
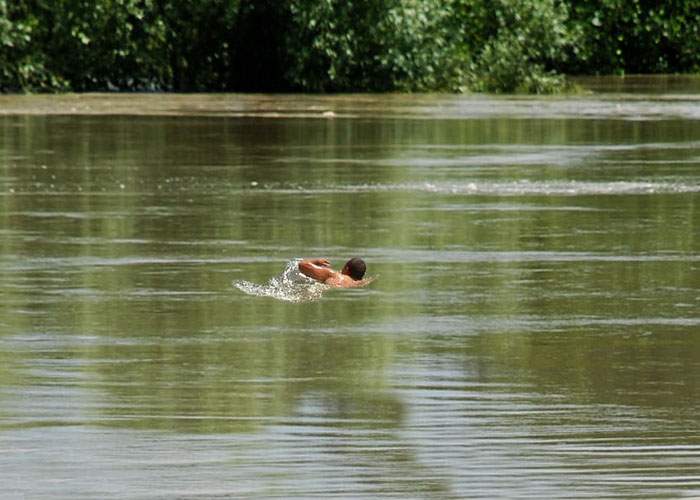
[1,76,699,121]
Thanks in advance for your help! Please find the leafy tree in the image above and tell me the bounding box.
[464,0,579,93]
[284,0,467,92]
[0,0,62,91]
[1,0,699,93]
[566,0,700,74]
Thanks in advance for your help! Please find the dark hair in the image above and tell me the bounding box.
[344,257,366,280]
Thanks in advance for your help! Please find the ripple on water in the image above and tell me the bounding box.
[387,359,700,499]
[237,179,700,196]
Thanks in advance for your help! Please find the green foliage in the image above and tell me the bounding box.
[1,0,699,93]
[464,0,578,93]
[566,0,700,74]
[0,0,64,91]
[1,0,241,92]
[36,0,169,90]
[284,0,468,92]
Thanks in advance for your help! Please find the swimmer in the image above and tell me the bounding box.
[298,257,373,288]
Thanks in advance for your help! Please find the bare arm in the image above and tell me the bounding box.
[298,258,334,282]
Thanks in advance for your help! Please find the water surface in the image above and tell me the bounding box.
[1,90,699,499]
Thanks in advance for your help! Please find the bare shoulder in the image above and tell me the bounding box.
[321,272,346,287]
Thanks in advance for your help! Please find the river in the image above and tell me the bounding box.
[1,81,699,498]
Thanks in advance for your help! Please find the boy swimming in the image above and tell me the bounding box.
[298,257,373,288]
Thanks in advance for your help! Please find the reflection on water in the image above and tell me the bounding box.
[1,93,699,498]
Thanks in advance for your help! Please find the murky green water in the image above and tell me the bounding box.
[1,90,699,499]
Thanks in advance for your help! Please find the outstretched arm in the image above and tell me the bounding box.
[298,258,334,282]
[345,276,376,288]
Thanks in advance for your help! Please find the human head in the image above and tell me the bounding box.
[341,257,366,280]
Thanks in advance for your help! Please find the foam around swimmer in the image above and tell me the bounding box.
[233,259,329,303]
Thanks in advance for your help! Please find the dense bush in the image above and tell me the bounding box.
[462,0,579,93]
[0,0,61,91]
[565,0,700,75]
[0,0,699,93]
[284,0,468,92]
[0,0,241,92]
[37,0,168,90]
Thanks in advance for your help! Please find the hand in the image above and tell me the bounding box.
[314,258,331,267]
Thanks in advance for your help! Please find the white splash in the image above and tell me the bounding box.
[233,259,328,303]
